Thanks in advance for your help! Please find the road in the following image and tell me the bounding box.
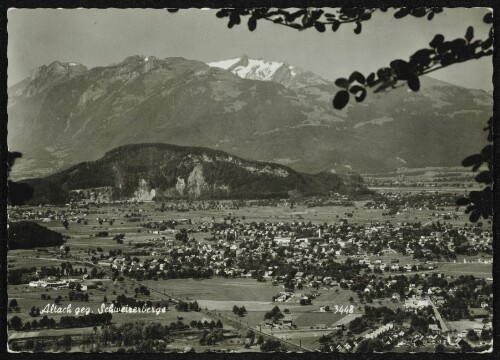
[427,297,449,332]
[32,253,309,351]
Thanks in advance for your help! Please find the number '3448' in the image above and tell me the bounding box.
[334,305,354,314]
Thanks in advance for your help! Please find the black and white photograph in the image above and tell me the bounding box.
[4,4,496,354]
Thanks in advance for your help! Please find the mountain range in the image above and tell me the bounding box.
[8,55,492,179]
[23,143,370,203]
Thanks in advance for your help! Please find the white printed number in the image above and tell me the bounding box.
[334,305,354,314]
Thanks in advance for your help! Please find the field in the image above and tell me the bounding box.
[6,190,493,352]
[140,278,279,303]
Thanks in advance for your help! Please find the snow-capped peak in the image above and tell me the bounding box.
[207,56,292,82]
[207,56,330,89]
[235,58,284,81]
[207,57,241,70]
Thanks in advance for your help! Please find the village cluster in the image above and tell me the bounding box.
[7,193,493,353]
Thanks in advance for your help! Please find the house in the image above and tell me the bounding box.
[456,338,470,347]
[274,237,291,245]
[280,315,294,326]
[29,280,47,288]
[429,324,441,334]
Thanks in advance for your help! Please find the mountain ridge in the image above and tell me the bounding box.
[207,55,329,89]
[8,55,492,179]
[22,142,370,204]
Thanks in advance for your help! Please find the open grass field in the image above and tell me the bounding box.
[140,278,280,302]
[446,320,485,332]
[7,192,492,353]
[294,312,347,327]
[438,262,492,278]
[29,202,467,231]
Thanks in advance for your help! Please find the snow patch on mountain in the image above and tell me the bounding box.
[207,58,241,70]
[233,59,285,80]
[206,56,332,89]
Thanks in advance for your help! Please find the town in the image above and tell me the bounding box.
[7,190,493,353]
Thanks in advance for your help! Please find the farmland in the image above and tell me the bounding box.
[6,187,493,353]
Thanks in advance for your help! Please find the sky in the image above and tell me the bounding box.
[7,8,493,90]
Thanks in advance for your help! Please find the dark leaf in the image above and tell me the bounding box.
[475,171,492,184]
[361,12,372,21]
[331,20,340,32]
[469,40,482,50]
[481,144,492,160]
[394,8,411,19]
[232,13,241,25]
[248,17,257,31]
[377,68,392,80]
[314,22,326,32]
[456,197,470,206]
[333,90,350,110]
[285,9,306,22]
[335,78,349,89]
[390,59,410,79]
[354,21,362,34]
[311,10,324,20]
[441,53,455,66]
[468,191,482,203]
[472,163,482,172]
[289,23,302,29]
[366,73,376,86]
[167,8,179,13]
[465,26,474,42]
[427,12,434,20]
[461,154,482,167]
[437,41,452,54]
[483,12,493,24]
[349,85,365,95]
[481,188,493,218]
[481,37,493,50]
[355,88,367,102]
[273,17,284,23]
[410,49,433,68]
[411,8,427,18]
[216,9,229,18]
[429,34,445,48]
[349,71,366,85]
[407,74,420,91]
[451,38,467,51]
[469,210,480,223]
[302,14,312,27]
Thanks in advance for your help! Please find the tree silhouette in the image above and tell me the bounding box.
[9,316,23,331]
[7,151,34,206]
[457,117,493,222]
[199,7,493,109]
[194,6,493,221]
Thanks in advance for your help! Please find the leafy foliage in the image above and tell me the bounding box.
[209,7,494,225]
[7,151,34,206]
[456,117,493,222]
[213,7,444,34]
[208,8,492,110]
[332,22,492,109]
